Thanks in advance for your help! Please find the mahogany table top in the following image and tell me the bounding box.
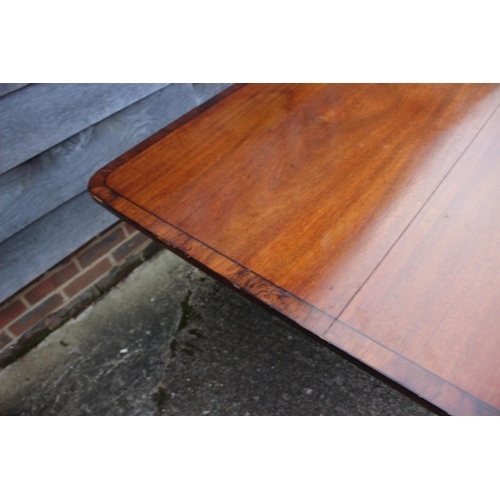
[90,83,500,415]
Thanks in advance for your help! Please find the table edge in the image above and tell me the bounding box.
[88,83,499,416]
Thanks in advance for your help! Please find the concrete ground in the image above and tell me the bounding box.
[0,250,434,416]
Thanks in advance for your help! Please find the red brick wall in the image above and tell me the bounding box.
[0,221,162,367]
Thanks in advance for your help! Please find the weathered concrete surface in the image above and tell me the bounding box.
[0,250,433,416]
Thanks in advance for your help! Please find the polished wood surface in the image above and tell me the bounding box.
[327,103,500,414]
[90,84,500,415]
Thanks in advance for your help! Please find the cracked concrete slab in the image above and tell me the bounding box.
[0,250,433,416]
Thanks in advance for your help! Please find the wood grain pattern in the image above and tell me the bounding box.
[105,84,500,317]
[89,84,500,415]
[332,103,500,413]
[323,320,500,416]
[0,83,169,174]
[0,83,197,244]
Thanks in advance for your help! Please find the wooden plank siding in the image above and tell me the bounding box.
[0,83,232,303]
[192,83,236,105]
[0,83,170,175]
[0,84,197,243]
[0,84,30,98]
[0,192,118,304]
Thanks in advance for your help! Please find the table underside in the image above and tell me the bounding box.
[90,83,500,415]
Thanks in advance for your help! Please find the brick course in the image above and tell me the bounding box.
[10,294,64,336]
[123,222,136,235]
[0,222,163,367]
[77,227,126,268]
[0,299,27,329]
[25,262,79,305]
[113,232,150,262]
[64,258,112,298]
[0,331,15,350]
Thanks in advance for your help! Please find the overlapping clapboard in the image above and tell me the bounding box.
[0,83,232,303]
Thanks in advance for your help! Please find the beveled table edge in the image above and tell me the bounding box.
[88,83,499,416]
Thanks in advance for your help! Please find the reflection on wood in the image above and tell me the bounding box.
[334,104,500,412]
[90,84,500,415]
